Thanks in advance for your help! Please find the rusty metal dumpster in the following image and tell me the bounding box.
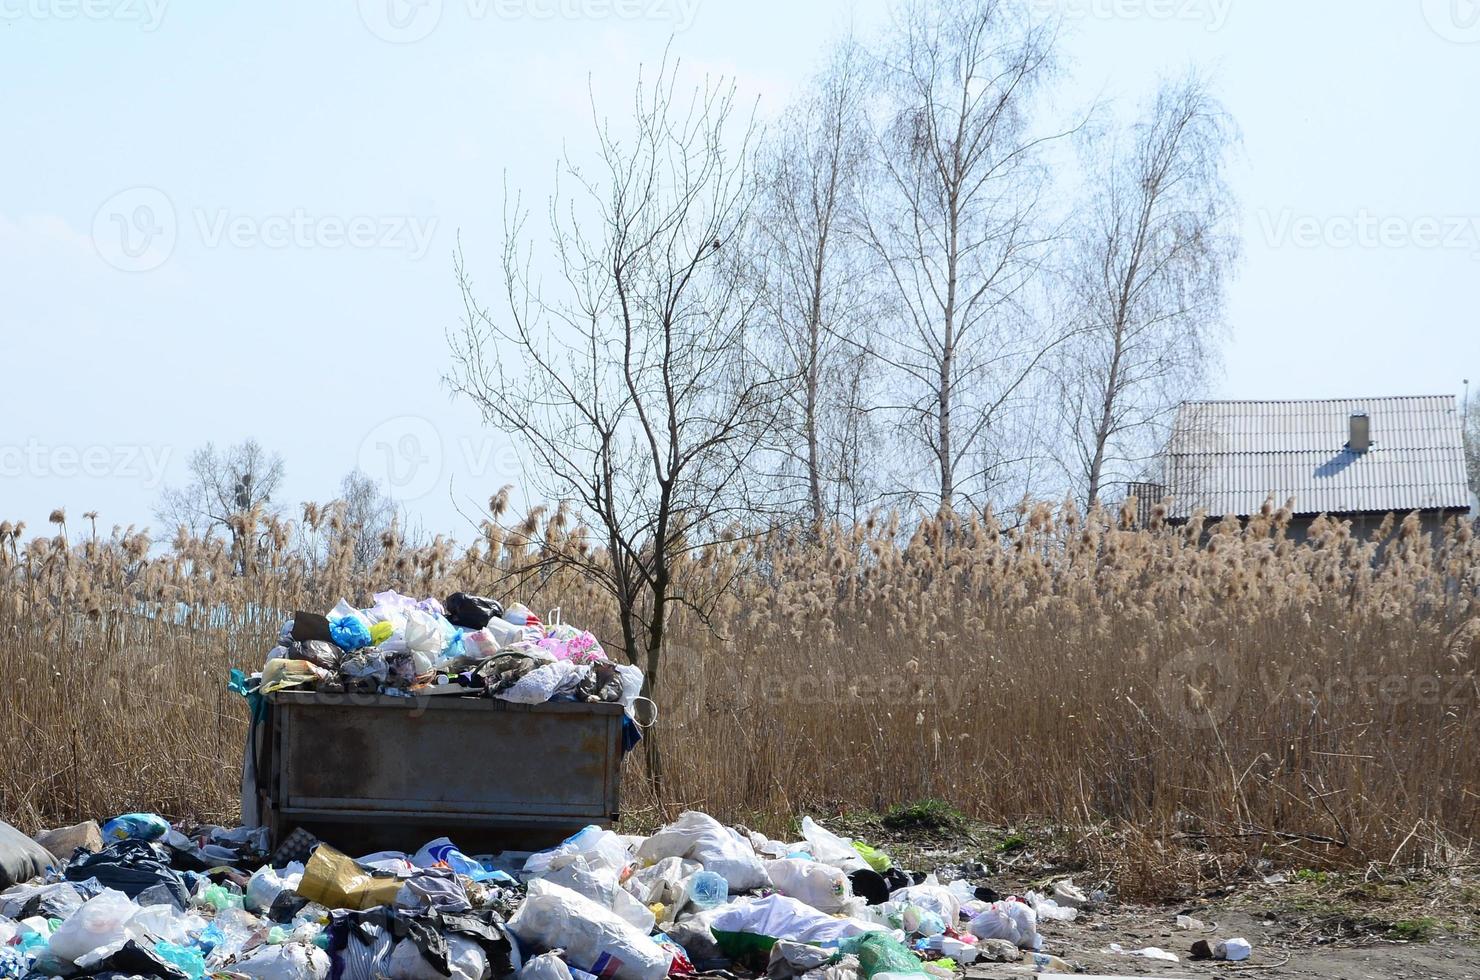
[254,690,625,854]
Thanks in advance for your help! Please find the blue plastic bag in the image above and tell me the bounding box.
[101,812,170,842]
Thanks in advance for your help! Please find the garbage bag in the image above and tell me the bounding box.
[765,859,850,913]
[389,934,489,980]
[799,818,868,873]
[246,863,304,913]
[544,857,655,933]
[445,592,504,630]
[850,842,892,873]
[508,878,671,980]
[232,941,332,979]
[521,949,575,980]
[295,844,404,911]
[496,659,590,704]
[697,894,880,954]
[837,933,925,980]
[886,885,959,926]
[636,812,770,892]
[65,840,189,908]
[261,658,331,694]
[125,903,207,947]
[0,880,89,920]
[0,821,54,889]
[100,812,171,844]
[966,900,1038,950]
[33,821,103,863]
[46,888,137,964]
[73,937,193,978]
[329,616,374,652]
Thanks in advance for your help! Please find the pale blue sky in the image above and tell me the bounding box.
[3,0,1478,539]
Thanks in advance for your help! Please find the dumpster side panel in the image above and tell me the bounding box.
[265,693,623,852]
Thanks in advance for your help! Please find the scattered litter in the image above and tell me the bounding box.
[1107,943,1180,962]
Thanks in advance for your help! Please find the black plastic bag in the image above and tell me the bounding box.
[65,840,190,908]
[444,592,503,630]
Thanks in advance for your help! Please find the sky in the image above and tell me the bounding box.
[2,0,1478,541]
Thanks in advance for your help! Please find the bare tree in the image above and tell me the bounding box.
[338,469,398,571]
[1463,392,1480,504]
[448,56,786,789]
[155,439,285,568]
[752,40,883,529]
[863,0,1071,514]
[1055,74,1240,507]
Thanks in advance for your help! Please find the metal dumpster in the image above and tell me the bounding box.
[254,691,625,854]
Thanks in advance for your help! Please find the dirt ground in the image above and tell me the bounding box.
[969,901,1480,978]
[823,812,1480,979]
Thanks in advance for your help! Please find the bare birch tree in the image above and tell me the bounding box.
[863,0,1070,515]
[447,58,785,789]
[752,42,883,529]
[1055,74,1240,506]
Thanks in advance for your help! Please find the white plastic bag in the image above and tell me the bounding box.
[967,900,1039,951]
[232,942,332,979]
[125,904,207,947]
[545,857,655,934]
[246,862,304,913]
[497,660,590,705]
[765,859,850,913]
[636,812,770,891]
[508,879,670,980]
[1025,890,1076,922]
[47,888,136,964]
[389,934,490,980]
[521,950,575,980]
[695,894,880,946]
[888,884,959,925]
[799,818,868,873]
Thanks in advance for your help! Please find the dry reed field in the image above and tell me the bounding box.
[2,499,1476,896]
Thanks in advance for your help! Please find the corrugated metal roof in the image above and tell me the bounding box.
[1162,396,1471,519]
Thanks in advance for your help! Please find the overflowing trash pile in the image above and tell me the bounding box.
[248,591,645,711]
[0,809,1256,978]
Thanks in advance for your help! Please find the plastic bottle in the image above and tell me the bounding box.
[684,871,729,911]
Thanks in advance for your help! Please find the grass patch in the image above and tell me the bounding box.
[881,799,966,833]
[996,833,1029,854]
[1389,917,1439,942]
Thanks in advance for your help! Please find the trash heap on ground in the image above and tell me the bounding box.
[0,809,1256,979]
[248,591,645,711]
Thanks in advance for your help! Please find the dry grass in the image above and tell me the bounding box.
[1,500,1476,892]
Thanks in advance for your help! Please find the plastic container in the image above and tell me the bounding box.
[685,871,729,911]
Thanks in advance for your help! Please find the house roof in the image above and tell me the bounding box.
[1162,395,1472,519]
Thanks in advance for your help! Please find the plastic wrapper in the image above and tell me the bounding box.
[295,845,404,911]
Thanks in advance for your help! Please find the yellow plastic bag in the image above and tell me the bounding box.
[295,844,405,910]
[369,621,394,646]
[851,840,892,873]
